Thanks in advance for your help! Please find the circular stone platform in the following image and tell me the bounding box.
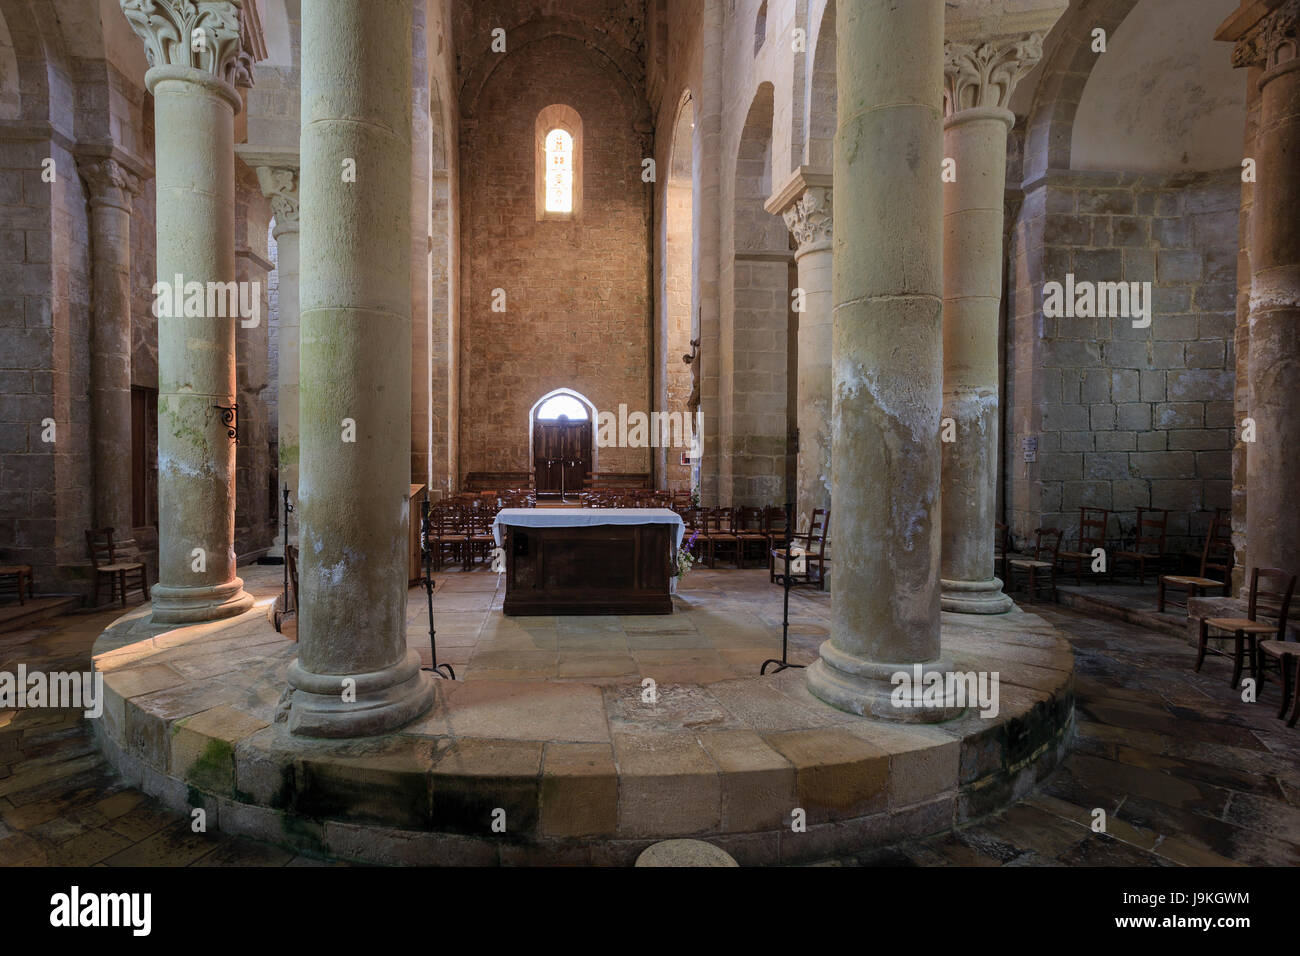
[90,565,1074,866]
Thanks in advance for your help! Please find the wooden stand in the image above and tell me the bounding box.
[502,522,673,615]
[408,484,426,586]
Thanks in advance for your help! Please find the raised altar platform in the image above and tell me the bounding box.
[89,565,1074,866]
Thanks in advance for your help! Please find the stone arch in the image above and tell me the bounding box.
[459,14,649,128]
[806,0,835,169]
[724,80,791,505]
[0,7,20,119]
[1021,0,1141,184]
[1070,0,1245,172]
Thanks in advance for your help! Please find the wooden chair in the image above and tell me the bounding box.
[0,564,34,605]
[762,505,789,553]
[1260,612,1300,727]
[1113,507,1169,584]
[1197,567,1296,689]
[1058,507,1112,585]
[1008,528,1063,600]
[705,508,741,568]
[429,506,468,571]
[1158,516,1233,612]
[733,507,768,568]
[85,528,149,608]
[770,509,830,590]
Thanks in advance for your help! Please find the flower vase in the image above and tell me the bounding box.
[670,576,679,594]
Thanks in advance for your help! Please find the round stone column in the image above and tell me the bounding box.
[806,0,956,721]
[769,169,833,532]
[238,149,301,558]
[938,36,1042,615]
[286,0,434,738]
[122,0,254,624]
[1231,2,1300,582]
[78,156,143,553]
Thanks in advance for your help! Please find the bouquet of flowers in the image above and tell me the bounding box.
[673,529,701,579]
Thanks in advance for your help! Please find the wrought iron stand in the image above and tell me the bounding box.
[419,499,455,680]
[761,499,806,675]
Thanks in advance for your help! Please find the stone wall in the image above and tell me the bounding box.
[1006,167,1239,555]
[457,34,651,482]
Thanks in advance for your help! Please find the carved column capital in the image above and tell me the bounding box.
[78,157,142,211]
[943,33,1044,118]
[255,166,300,236]
[1232,0,1300,75]
[119,0,254,88]
[766,165,833,256]
[783,185,833,255]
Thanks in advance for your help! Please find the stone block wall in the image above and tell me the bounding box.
[457,34,651,483]
[1006,167,1239,555]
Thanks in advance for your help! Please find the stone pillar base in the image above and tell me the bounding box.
[940,577,1013,614]
[286,649,435,738]
[150,578,254,625]
[806,642,965,723]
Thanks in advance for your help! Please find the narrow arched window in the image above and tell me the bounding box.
[535,105,583,220]
[545,128,574,214]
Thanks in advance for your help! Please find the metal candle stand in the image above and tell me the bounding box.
[761,499,806,675]
[274,484,294,633]
[419,499,455,680]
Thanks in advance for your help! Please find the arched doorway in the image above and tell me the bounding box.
[529,389,595,499]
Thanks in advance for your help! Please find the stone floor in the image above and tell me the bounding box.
[1,570,1297,866]
[401,566,833,682]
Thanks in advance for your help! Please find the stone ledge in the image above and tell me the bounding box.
[91,603,1075,865]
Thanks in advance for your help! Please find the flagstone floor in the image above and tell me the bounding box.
[1,568,1296,866]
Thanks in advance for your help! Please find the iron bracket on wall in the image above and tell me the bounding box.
[213,403,239,442]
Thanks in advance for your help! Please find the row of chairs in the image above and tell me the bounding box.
[1003,508,1234,599]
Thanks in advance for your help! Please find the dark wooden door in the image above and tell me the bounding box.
[533,419,591,495]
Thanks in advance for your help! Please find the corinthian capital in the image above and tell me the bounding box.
[120,0,253,88]
[943,33,1044,117]
[783,186,832,253]
[1232,0,1299,72]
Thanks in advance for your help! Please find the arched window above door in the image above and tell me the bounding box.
[535,393,589,421]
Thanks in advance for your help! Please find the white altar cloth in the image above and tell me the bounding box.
[492,508,686,550]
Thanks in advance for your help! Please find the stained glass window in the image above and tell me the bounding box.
[545,128,574,214]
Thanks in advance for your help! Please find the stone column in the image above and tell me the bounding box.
[78,155,143,553]
[121,0,254,624]
[286,0,434,737]
[768,167,833,532]
[806,0,956,720]
[237,147,300,557]
[1228,1,1300,583]
[938,35,1042,614]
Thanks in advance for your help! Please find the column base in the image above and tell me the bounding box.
[286,648,436,738]
[150,578,255,625]
[940,577,1014,614]
[806,640,965,722]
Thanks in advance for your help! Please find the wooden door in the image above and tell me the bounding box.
[533,419,592,495]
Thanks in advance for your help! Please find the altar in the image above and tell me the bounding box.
[492,508,686,615]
